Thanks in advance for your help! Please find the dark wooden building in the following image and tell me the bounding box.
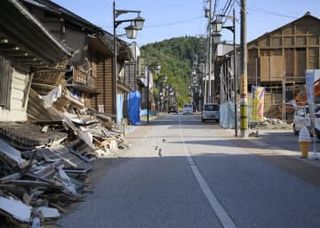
[247,12,320,113]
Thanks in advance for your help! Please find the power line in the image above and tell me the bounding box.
[222,0,233,16]
[143,16,204,29]
[248,7,296,19]
[100,16,204,30]
[213,0,219,19]
[222,0,235,23]
[234,0,247,14]
[234,0,295,19]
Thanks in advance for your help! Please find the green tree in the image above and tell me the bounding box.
[141,36,205,108]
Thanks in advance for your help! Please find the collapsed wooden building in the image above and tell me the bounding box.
[0,0,135,226]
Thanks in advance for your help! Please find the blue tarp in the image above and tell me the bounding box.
[127,91,141,125]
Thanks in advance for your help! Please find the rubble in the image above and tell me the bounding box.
[250,117,292,130]
[0,196,32,223]
[0,85,130,227]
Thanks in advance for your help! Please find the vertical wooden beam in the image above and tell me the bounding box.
[306,29,309,70]
[318,36,320,68]
[293,23,297,84]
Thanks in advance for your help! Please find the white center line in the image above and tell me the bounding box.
[179,115,237,228]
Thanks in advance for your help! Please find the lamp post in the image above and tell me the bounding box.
[212,9,238,136]
[147,64,161,123]
[161,76,167,113]
[113,0,144,119]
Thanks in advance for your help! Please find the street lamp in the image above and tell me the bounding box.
[133,14,145,29]
[147,63,161,123]
[113,0,144,119]
[124,23,138,39]
[212,32,221,44]
[212,19,223,33]
[211,9,237,136]
[159,76,168,113]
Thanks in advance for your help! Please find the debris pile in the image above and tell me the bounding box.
[250,117,292,130]
[0,85,130,227]
[0,136,81,227]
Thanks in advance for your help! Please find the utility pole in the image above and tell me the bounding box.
[147,68,150,123]
[112,0,118,117]
[204,40,208,104]
[207,0,213,103]
[240,0,248,137]
[233,9,238,137]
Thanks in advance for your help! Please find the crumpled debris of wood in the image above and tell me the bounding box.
[0,86,130,227]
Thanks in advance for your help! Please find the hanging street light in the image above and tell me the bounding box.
[212,19,223,33]
[211,10,238,136]
[134,14,145,30]
[112,0,144,119]
[124,23,138,39]
[147,63,162,123]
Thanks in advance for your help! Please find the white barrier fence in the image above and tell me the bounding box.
[219,102,253,129]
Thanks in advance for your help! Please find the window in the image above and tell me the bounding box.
[204,104,219,111]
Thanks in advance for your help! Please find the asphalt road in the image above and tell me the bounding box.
[252,128,320,153]
[59,114,320,228]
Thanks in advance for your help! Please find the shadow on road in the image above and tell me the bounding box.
[59,152,320,228]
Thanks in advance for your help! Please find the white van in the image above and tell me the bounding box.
[202,103,219,122]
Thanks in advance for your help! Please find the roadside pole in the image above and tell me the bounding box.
[306,70,319,159]
[208,0,213,103]
[240,0,248,137]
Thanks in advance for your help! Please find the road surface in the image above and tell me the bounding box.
[59,114,320,228]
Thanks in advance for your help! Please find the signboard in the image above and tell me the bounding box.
[305,69,320,157]
[306,70,315,133]
[251,86,265,122]
[306,70,315,105]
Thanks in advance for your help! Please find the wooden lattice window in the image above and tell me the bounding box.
[0,56,13,109]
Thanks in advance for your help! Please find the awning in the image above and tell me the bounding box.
[87,35,113,56]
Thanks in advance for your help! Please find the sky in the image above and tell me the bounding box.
[52,0,320,46]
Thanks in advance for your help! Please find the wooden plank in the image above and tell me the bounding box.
[0,56,12,108]
[11,88,24,99]
[295,48,306,81]
[270,56,284,81]
[307,47,319,69]
[260,56,270,82]
[285,49,294,75]
[94,57,113,114]
[11,99,23,111]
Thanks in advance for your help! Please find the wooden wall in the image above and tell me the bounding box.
[0,67,30,121]
[248,15,320,85]
[93,56,114,114]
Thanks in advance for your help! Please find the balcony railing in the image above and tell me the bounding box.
[73,67,94,87]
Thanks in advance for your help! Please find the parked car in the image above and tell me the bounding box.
[202,103,219,122]
[183,104,193,115]
[293,105,320,138]
[168,106,178,114]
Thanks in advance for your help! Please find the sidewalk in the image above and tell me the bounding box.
[123,114,161,135]
[217,128,320,169]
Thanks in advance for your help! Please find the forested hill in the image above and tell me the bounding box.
[141,36,205,107]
